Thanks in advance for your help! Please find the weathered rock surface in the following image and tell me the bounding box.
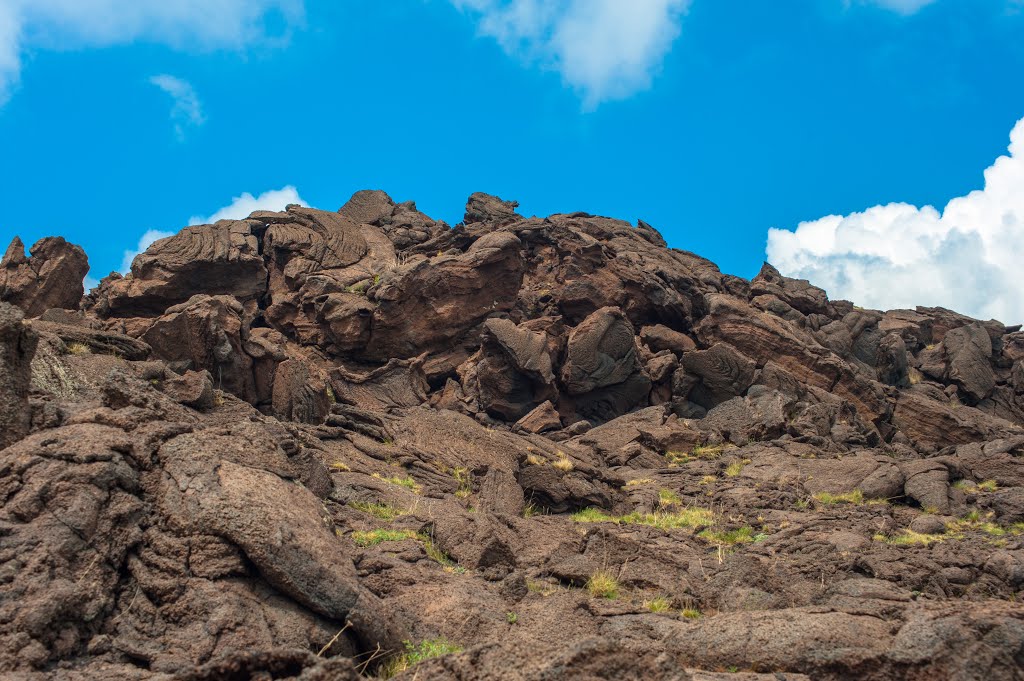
[0,302,38,448]
[1,236,89,316]
[2,190,1024,680]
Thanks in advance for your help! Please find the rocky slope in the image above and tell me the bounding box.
[1,190,1023,680]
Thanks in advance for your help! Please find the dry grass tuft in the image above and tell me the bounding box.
[586,570,619,599]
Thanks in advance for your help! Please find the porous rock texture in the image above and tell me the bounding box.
[1,192,1024,680]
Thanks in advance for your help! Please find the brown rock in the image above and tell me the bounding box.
[514,400,562,434]
[0,236,89,316]
[0,302,38,448]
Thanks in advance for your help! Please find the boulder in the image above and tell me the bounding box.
[97,221,266,316]
[0,236,89,316]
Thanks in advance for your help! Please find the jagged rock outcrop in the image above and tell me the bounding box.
[3,189,1024,680]
[0,302,38,448]
[1,236,89,316]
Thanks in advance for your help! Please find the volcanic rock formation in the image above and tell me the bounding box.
[1,192,1023,680]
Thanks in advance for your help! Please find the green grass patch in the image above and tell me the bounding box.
[419,533,455,567]
[351,529,418,547]
[693,444,727,459]
[873,530,945,546]
[586,570,619,599]
[724,459,749,477]
[349,501,405,520]
[698,526,760,546]
[948,511,1024,537]
[681,607,702,620]
[373,473,422,494]
[379,638,462,679]
[643,596,672,613]
[571,507,716,531]
[658,489,683,508]
[812,490,864,505]
[978,480,999,492]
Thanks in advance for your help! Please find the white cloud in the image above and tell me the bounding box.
[0,4,22,106]
[861,0,937,13]
[120,228,175,274]
[766,116,1024,324]
[149,74,204,140]
[451,0,690,108]
[0,0,304,105]
[188,186,307,225]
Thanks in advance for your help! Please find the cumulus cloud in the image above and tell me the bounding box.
[766,116,1024,324]
[0,0,304,105]
[451,0,690,108]
[149,75,204,140]
[119,228,175,274]
[188,186,307,225]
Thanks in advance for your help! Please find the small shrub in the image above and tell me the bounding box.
[643,596,671,613]
[525,453,546,466]
[692,444,726,459]
[351,529,417,547]
[506,611,518,624]
[452,467,472,499]
[794,498,809,509]
[700,475,717,485]
[349,501,405,520]
[66,342,92,355]
[552,452,575,472]
[813,490,864,505]
[379,638,462,679]
[680,607,701,620]
[522,501,546,518]
[586,570,619,599]
[978,480,999,492]
[665,451,691,466]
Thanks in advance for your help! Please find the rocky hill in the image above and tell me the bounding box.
[1,191,1022,680]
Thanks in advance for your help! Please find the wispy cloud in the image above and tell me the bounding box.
[860,0,937,14]
[766,116,1024,324]
[149,74,204,140]
[451,0,690,109]
[189,186,307,225]
[0,0,305,105]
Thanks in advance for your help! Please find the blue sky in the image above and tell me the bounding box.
[1,0,1023,321]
